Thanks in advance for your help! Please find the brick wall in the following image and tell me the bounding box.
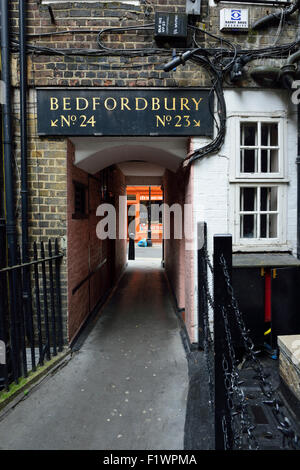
[7,0,299,344]
[9,0,296,90]
[67,140,90,341]
[9,0,295,252]
[11,89,68,340]
[67,142,126,342]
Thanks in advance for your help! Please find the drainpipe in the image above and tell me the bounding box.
[19,0,29,264]
[252,0,300,30]
[19,0,35,371]
[250,66,281,87]
[1,0,17,267]
[1,1,23,381]
[0,103,6,270]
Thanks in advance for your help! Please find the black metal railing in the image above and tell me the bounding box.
[0,239,64,391]
[197,222,300,450]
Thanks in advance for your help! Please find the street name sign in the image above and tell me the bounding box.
[37,88,214,137]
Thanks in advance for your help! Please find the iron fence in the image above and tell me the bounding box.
[197,222,300,450]
[0,239,64,391]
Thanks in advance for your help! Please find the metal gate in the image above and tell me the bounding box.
[0,239,64,391]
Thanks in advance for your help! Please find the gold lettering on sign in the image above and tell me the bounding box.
[63,97,71,111]
[180,98,190,111]
[136,98,148,111]
[45,93,206,132]
[152,98,160,111]
[104,98,117,111]
[121,97,131,111]
[50,97,59,110]
[92,97,101,110]
[164,98,176,111]
[156,115,166,127]
[76,97,89,111]
[192,98,203,110]
[61,115,71,127]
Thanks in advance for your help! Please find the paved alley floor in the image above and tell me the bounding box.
[0,259,188,450]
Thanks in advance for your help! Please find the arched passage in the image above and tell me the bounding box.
[67,137,196,346]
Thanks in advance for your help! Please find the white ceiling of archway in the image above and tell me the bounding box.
[117,161,165,176]
[70,137,188,174]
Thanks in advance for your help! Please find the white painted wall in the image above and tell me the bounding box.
[286,100,298,255]
[191,88,298,335]
[192,89,297,255]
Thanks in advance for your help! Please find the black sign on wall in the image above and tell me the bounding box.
[36,88,214,137]
[154,12,188,39]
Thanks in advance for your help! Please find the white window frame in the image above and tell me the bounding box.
[229,113,289,251]
[235,116,286,179]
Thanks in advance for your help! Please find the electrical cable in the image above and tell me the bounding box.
[272,8,285,45]
[181,53,227,167]
[11,27,300,60]
[9,20,300,167]
[189,25,237,71]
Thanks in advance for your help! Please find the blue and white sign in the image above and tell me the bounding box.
[231,10,241,21]
[220,8,249,31]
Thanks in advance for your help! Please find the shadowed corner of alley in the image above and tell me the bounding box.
[0,250,191,451]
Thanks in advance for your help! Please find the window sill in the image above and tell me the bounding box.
[233,244,290,252]
[229,178,289,184]
[233,252,300,268]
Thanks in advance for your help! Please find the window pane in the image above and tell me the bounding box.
[261,188,267,211]
[270,149,279,172]
[261,123,278,146]
[269,214,278,237]
[261,214,278,238]
[241,149,258,173]
[74,183,86,215]
[261,149,279,173]
[241,214,256,238]
[261,150,268,173]
[261,187,277,211]
[260,214,267,238]
[241,122,257,146]
[241,187,257,211]
[270,187,278,211]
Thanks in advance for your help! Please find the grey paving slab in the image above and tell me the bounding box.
[0,259,188,450]
[129,243,163,260]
